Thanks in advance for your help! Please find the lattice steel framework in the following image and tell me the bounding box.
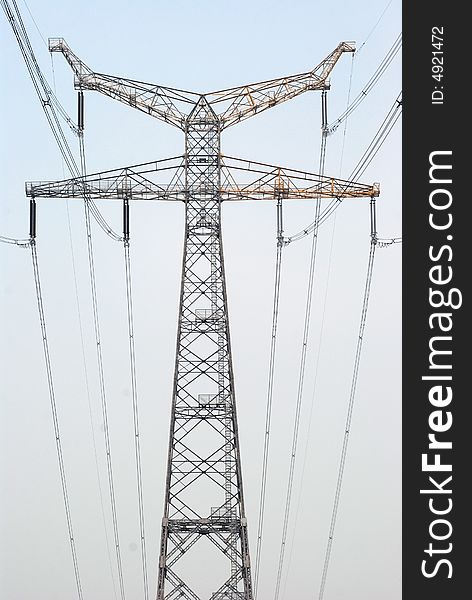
[26,39,379,600]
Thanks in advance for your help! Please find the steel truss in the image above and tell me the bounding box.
[26,39,378,600]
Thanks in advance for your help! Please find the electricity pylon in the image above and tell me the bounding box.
[26,39,379,600]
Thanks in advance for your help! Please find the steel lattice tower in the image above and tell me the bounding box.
[157,98,253,598]
[26,39,379,600]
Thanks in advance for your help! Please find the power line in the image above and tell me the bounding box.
[1,0,122,242]
[273,91,328,600]
[338,53,355,176]
[123,211,150,600]
[274,199,322,600]
[326,33,401,136]
[0,234,31,247]
[253,194,284,597]
[78,132,127,600]
[277,90,395,599]
[20,0,47,46]
[53,56,119,600]
[377,236,402,248]
[281,57,356,595]
[79,119,149,598]
[280,209,338,599]
[3,5,120,593]
[318,200,378,600]
[281,85,351,590]
[37,12,119,587]
[357,0,396,54]
[350,92,402,182]
[284,91,402,244]
[30,240,84,600]
[63,194,120,600]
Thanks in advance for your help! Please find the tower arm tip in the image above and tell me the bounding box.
[46,38,187,129]
[339,41,356,53]
[214,42,356,129]
[48,37,92,79]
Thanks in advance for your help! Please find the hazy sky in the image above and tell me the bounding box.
[1,1,401,598]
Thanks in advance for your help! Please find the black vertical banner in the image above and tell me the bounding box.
[403,3,469,599]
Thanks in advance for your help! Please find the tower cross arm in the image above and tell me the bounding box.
[48,38,197,129]
[25,156,186,201]
[220,155,379,200]
[207,41,355,129]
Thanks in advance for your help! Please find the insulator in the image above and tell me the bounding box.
[123,198,130,241]
[29,198,36,239]
[370,196,377,238]
[78,91,84,131]
[276,193,284,241]
[321,90,328,129]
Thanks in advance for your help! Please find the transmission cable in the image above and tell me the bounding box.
[351,92,402,182]
[3,4,120,594]
[253,196,284,597]
[281,56,355,596]
[318,207,378,600]
[0,233,31,247]
[276,93,400,597]
[1,0,122,242]
[377,236,402,248]
[78,131,127,600]
[64,190,120,600]
[326,33,401,136]
[30,240,84,600]
[280,212,338,600]
[284,91,402,244]
[20,0,47,46]
[338,53,355,176]
[273,91,328,600]
[123,205,150,600]
[357,0,396,55]
[49,40,119,599]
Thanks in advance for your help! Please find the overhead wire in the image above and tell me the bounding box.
[325,33,401,136]
[20,0,47,46]
[356,0,396,55]
[64,191,120,600]
[79,122,150,598]
[30,240,84,600]
[0,233,31,247]
[4,1,123,595]
[281,55,356,597]
[282,33,402,246]
[280,211,338,600]
[78,130,127,600]
[282,98,400,596]
[1,0,123,242]
[276,29,400,591]
[317,20,395,579]
[123,202,150,600]
[253,195,284,597]
[4,3,149,595]
[2,4,87,595]
[318,200,378,600]
[282,78,400,599]
[5,0,79,136]
[284,90,402,245]
[338,53,356,175]
[350,91,402,182]
[51,54,119,600]
[377,236,402,248]
[273,90,328,600]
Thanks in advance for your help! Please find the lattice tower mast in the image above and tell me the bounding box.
[26,39,379,600]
